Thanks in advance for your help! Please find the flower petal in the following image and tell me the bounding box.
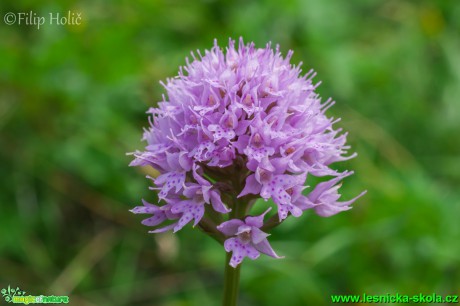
[314,190,367,217]
[217,219,245,236]
[307,172,352,202]
[254,238,283,259]
[238,174,262,198]
[250,227,269,244]
[245,207,272,228]
[224,237,260,268]
[171,200,205,232]
[149,223,177,233]
[210,191,231,213]
[155,172,186,199]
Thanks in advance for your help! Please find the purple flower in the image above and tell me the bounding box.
[129,38,365,244]
[306,171,367,217]
[170,165,230,232]
[217,208,283,267]
[130,199,181,233]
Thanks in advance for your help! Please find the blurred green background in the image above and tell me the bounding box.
[1,0,459,305]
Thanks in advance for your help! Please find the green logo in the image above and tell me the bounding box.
[1,286,26,303]
[1,286,69,304]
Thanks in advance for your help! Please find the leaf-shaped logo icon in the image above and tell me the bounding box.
[1,285,26,303]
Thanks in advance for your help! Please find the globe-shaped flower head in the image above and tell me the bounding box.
[130,38,366,266]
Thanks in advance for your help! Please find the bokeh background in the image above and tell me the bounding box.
[1,0,459,305]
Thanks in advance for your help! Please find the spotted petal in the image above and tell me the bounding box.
[224,237,260,268]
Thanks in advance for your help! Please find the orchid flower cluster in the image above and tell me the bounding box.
[130,38,365,268]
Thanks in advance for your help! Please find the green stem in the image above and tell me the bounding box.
[198,217,225,245]
[220,169,247,306]
[260,213,283,232]
[222,251,241,306]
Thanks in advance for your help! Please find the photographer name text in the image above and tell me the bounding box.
[4,11,82,29]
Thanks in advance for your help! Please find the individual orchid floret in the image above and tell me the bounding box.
[307,171,367,217]
[217,208,283,268]
[170,165,230,232]
[130,199,181,233]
